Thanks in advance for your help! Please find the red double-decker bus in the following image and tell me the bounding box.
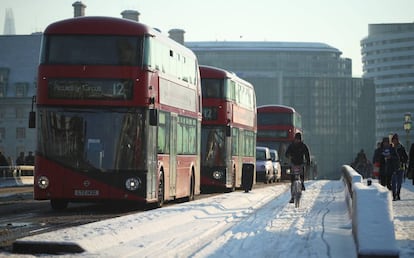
[31,16,202,209]
[257,105,302,180]
[200,65,256,191]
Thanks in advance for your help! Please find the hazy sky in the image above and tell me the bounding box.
[1,0,413,77]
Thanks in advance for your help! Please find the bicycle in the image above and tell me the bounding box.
[290,165,303,208]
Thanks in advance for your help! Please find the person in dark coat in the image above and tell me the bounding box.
[285,132,311,203]
[24,151,35,166]
[408,143,414,185]
[0,151,10,176]
[379,137,399,190]
[352,149,372,178]
[391,134,408,200]
[16,152,25,165]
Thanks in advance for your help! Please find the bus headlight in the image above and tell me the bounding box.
[125,177,141,191]
[286,168,291,174]
[37,176,49,189]
[212,170,223,180]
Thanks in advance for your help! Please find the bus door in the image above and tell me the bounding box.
[226,127,234,186]
[147,112,158,200]
[237,128,244,186]
[169,113,177,196]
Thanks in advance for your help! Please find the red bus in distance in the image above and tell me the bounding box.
[32,16,202,209]
[200,65,256,191]
[256,105,302,180]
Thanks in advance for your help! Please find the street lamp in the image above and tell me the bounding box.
[404,112,412,148]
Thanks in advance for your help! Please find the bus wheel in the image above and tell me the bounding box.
[189,172,195,201]
[50,199,68,210]
[157,171,165,208]
[231,167,236,192]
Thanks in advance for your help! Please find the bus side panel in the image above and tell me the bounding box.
[175,156,193,198]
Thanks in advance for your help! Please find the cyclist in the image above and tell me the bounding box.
[286,132,311,203]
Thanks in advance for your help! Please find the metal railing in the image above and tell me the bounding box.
[0,165,35,178]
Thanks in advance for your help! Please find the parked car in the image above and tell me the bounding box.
[269,149,281,182]
[255,146,274,183]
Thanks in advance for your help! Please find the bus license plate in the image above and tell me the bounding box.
[74,189,99,196]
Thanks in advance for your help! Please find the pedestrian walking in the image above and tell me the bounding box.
[378,137,399,190]
[24,151,35,165]
[372,142,382,179]
[391,134,408,200]
[16,152,25,165]
[408,143,414,185]
[352,149,372,178]
[0,151,9,177]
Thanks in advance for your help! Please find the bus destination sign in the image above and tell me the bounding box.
[48,79,133,100]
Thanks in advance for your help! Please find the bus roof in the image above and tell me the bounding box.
[257,104,297,114]
[199,65,253,89]
[44,16,154,35]
[43,16,197,58]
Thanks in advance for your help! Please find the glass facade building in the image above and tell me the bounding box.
[361,23,414,146]
[187,41,375,179]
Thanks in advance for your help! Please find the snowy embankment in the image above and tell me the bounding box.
[12,180,357,257]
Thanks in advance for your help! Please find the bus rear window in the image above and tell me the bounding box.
[257,113,293,125]
[41,35,143,66]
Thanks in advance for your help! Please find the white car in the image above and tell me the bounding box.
[269,149,281,182]
[255,146,275,183]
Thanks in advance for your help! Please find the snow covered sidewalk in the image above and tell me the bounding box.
[13,180,357,257]
[393,180,414,258]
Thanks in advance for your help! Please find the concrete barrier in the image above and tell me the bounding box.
[342,165,399,258]
[342,165,362,211]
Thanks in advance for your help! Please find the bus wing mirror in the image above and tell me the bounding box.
[28,111,36,128]
[149,109,158,126]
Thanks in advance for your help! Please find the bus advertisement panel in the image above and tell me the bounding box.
[257,105,302,180]
[200,65,256,191]
[32,17,202,209]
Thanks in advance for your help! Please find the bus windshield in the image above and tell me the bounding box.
[201,127,226,167]
[201,78,222,98]
[41,35,143,66]
[37,107,146,172]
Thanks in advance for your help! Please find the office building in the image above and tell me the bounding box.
[361,23,414,146]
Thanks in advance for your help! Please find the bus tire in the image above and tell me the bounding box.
[50,199,68,210]
[186,171,195,202]
[232,166,236,192]
[157,171,165,208]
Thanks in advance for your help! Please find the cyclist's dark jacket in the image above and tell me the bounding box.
[285,142,311,166]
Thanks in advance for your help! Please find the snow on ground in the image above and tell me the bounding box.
[5,179,414,257]
[393,179,414,258]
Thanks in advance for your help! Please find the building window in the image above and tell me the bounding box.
[16,127,25,139]
[15,82,29,97]
[16,107,25,119]
[0,128,5,141]
[0,85,5,97]
[0,68,10,97]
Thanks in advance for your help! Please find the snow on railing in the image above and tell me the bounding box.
[342,164,399,258]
